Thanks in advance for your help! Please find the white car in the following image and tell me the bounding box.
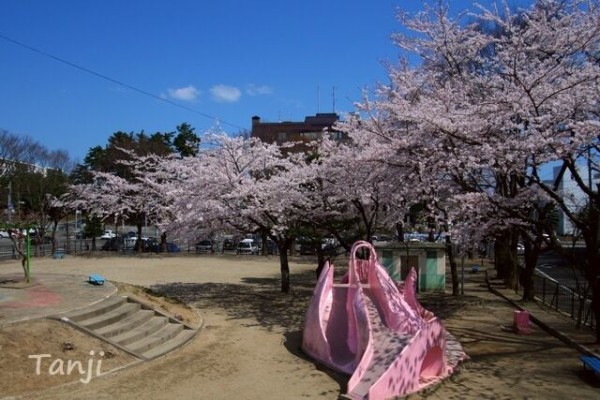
[100,230,117,239]
[236,239,259,255]
[0,230,10,238]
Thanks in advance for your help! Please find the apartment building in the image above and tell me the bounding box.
[250,113,344,147]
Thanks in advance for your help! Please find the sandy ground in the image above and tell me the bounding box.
[1,252,599,400]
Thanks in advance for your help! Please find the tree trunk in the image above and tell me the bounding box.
[20,255,28,281]
[396,222,404,242]
[51,221,58,256]
[136,224,144,253]
[445,239,459,296]
[160,232,167,253]
[277,241,291,293]
[261,232,269,256]
[581,210,600,343]
[592,277,600,343]
[495,230,519,289]
[315,247,326,279]
[11,236,29,282]
[584,238,600,343]
[521,245,538,301]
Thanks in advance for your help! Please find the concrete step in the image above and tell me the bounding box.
[78,302,141,331]
[95,309,155,338]
[56,294,199,362]
[128,323,184,355]
[65,296,127,323]
[141,328,196,360]
[111,316,169,347]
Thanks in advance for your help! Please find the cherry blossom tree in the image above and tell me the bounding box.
[70,148,166,252]
[294,134,413,276]
[343,0,600,337]
[162,134,306,293]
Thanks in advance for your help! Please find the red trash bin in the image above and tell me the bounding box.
[514,310,532,334]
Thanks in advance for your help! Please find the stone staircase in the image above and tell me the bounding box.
[55,295,199,360]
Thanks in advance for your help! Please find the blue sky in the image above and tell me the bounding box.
[0,0,534,163]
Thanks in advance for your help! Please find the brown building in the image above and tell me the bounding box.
[250,113,345,147]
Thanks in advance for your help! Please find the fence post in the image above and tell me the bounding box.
[542,277,546,303]
[571,290,575,319]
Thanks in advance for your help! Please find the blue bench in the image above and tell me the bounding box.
[88,274,106,285]
[581,354,600,377]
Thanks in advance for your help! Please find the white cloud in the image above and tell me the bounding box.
[210,84,241,103]
[246,84,273,96]
[167,85,200,101]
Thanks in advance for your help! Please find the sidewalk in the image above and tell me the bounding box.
[486,272,599,356]
[411,264,600,399]
[0,272,116,326]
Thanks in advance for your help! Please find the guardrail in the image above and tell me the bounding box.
[527,269,596,331]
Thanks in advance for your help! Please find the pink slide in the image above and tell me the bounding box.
[302,241,467,399]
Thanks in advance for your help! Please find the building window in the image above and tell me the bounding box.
[300,131,319,139]
[330,131,344,140]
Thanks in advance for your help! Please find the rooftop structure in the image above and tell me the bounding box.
[250,113,345,147]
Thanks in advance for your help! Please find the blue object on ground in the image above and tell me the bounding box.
[581,354,600,378]
[88,274,106,285]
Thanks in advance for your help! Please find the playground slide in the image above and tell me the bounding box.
[302,241,467,399]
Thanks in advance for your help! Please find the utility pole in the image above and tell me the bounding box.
[7,181,13,222]
[332,86,336,113]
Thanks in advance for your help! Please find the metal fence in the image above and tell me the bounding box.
[0,238,197,260]
[529,269,596,331]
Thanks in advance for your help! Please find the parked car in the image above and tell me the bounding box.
[221,238,237,253]
[236,239,259,255]
[195,239,214,254]
[21,228,37,237]
[146,240,180,253]
[101,237,124,251]
[100,230,116,239]
[371,235,394,245]
[124,236,149,250]
[265,239,278,255]
[166,242,180,253]
[299,241,317,255]
[141,237,158,252]
[541,233,561,250]
[0,230,9,238]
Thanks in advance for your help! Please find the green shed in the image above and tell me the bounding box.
[373,242,446,292]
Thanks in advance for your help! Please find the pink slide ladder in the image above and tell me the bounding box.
[302,241,467,399]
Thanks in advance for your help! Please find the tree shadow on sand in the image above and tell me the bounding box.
[151,267,558,394]
[149,269,354,392]
[149,266,477,343]
[149,266,475,333]
[149,269,319,332]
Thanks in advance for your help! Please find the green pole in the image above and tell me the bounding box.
[26,230,31,283]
